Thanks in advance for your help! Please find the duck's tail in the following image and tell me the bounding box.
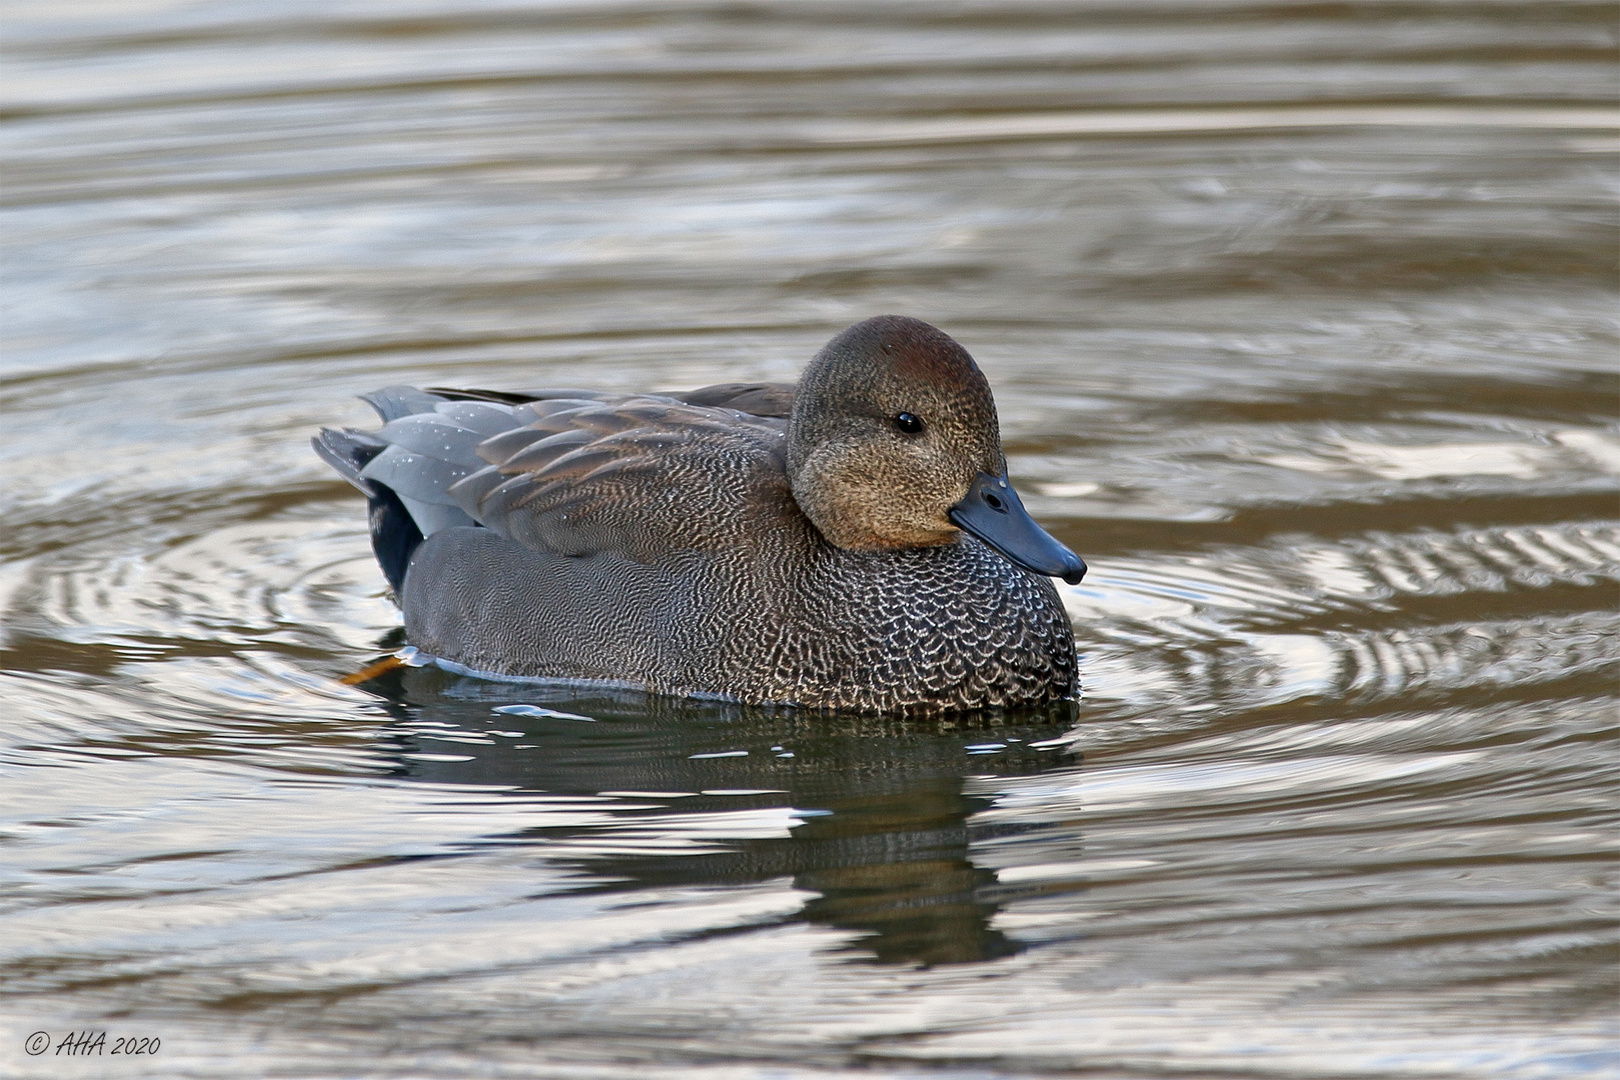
[312,426,424,598]
[311,427,383,494]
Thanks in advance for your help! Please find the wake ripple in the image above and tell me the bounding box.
[1069,520,1620,716]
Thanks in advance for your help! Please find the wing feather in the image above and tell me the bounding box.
[360,446,477,508]
[488,428,597,471]
[375,413,495,462]
[324,385,790,562]
[449,399,789,562]
[434,400,524,436]
[676,382,795,418]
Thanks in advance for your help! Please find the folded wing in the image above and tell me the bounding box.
[451,396,788,562]
[316,385,790,572]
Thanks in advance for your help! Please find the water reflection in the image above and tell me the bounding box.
[365,664,1082,966]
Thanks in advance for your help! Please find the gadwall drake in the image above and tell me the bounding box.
[315,316,1085,714]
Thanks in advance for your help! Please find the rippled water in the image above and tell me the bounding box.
[2,2,1617,1077]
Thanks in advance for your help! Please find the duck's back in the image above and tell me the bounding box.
[315,383,1076,713]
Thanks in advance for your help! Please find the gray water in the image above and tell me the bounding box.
[2,2,1617,1077]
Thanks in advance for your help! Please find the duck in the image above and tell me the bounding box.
[314,315,1085,714]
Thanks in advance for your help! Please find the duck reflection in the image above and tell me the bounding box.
[792,779,1023,965]
[359,664,1083,966]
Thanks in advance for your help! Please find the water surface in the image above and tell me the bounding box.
[2,2,1616,1077]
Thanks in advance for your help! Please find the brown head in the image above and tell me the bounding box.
[787,316,1086,584]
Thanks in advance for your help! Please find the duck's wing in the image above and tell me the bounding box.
[424,386,616,407]
[427,382,797,420]
[314,388,543,592]
[317,385,791,568]
[674,382,795,418]
[449,396,789,562]
[316,390,530,536]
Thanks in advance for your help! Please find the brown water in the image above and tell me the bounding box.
[2,2,1617,1077]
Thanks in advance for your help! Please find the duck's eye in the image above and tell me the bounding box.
[893,412,924,435]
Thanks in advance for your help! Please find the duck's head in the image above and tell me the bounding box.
[787,315,1086,585]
